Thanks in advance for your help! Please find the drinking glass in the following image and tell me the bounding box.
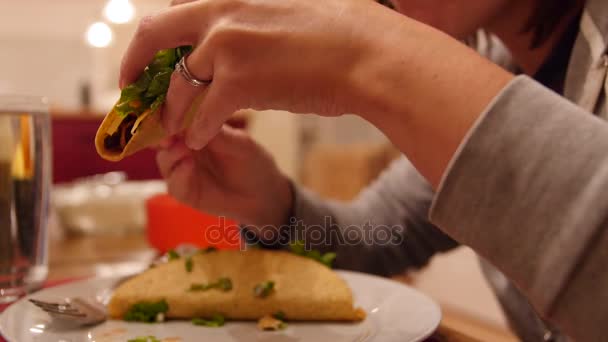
[0,95,51,304]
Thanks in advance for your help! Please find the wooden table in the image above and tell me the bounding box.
[48,234,518,342]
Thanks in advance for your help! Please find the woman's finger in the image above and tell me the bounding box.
[162,65,210,135]
[156,139,192,178]
[119,2,210,87]
[166,156,197,204]
[185,83,239,150]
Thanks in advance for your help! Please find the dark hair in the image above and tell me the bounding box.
[524,0,581,49]
[376,0,394,9]
[376,0,580,49]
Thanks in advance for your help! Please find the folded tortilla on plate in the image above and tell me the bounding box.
[108,249,366,321]
[95,46,192,162]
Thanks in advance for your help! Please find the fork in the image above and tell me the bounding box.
[29,297,107,326]
[27,245,200,326]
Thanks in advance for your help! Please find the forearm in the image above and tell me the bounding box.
[351,13,513,187]
[253,158,459,276]
[429,77,608,341]
[289,185,458,276]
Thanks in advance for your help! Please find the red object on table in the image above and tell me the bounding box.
[146,194,242,253]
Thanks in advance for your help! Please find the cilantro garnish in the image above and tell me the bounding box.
[289,241,337,267]
[192,313,225,327]
[127,336,161,342]
[167,249,180,261]
[116,46,192,118]
[253,281,275,298]
[124,299,169,323]
[189,277,233,292]
[272,311,286,321]
[273,311,288,329]
[199,246,218,254]
[185,257,193,273]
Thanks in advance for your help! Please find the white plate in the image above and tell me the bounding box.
[0,271,441,342]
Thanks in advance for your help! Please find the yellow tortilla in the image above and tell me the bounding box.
[95,91,208,162]
[108,249,366,321]
[95,107,165,162]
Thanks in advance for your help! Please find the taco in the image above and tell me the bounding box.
[108,249,366,322]
[95,46,191,161]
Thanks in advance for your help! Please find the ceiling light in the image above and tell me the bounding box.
[104,0,135,24]
[86,22,113,48]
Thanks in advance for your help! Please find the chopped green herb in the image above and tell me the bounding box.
[253,281,275,298]
[247,243,262,250]
[127,336,161,342]
[189,277,233,292]
[176,45,193,60]
[115,46,192,119]
[289,240,306,255]
[185,257,193,273]
[190,283,207,291]
[274,311,288,329]
[199,246,218,254]
[217,277,233,290]
[320,252,337,267]
[124,299,169,323]
[149,94,165,113]
[289,241,337,267]
[145,67,173,98]
[272,311,286,321]
[258,313,288,331]
[192,313,225,327]
[167,249,180,260]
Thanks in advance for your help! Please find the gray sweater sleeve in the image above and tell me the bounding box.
[430,75,608,341]
[286,157,458,277]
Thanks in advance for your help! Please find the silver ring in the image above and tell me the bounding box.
[175,55,212,87]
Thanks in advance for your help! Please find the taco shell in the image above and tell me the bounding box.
[108,249,366,321]
[95,107,165,162]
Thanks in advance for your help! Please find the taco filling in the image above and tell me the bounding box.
[101,46,192,153]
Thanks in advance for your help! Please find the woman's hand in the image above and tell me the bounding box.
[122,0,513,187]
[157,124,293,227]
[120,0,394,150]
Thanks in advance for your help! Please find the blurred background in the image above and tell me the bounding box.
[1,1,515,340]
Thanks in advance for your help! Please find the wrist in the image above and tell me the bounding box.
[242,174,294,230]
[347,13,513,186]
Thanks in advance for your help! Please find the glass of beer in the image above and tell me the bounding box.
[0,95,51,305]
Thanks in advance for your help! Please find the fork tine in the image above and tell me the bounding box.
[29,297,107,325]
[38,306,87,318]
[36,304,81,314]
[29,299,61,307]
[29,299,87,317]
[30,300,77,311]
[46,309,87,318]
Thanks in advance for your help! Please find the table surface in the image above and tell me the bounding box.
[44,234,518,342]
